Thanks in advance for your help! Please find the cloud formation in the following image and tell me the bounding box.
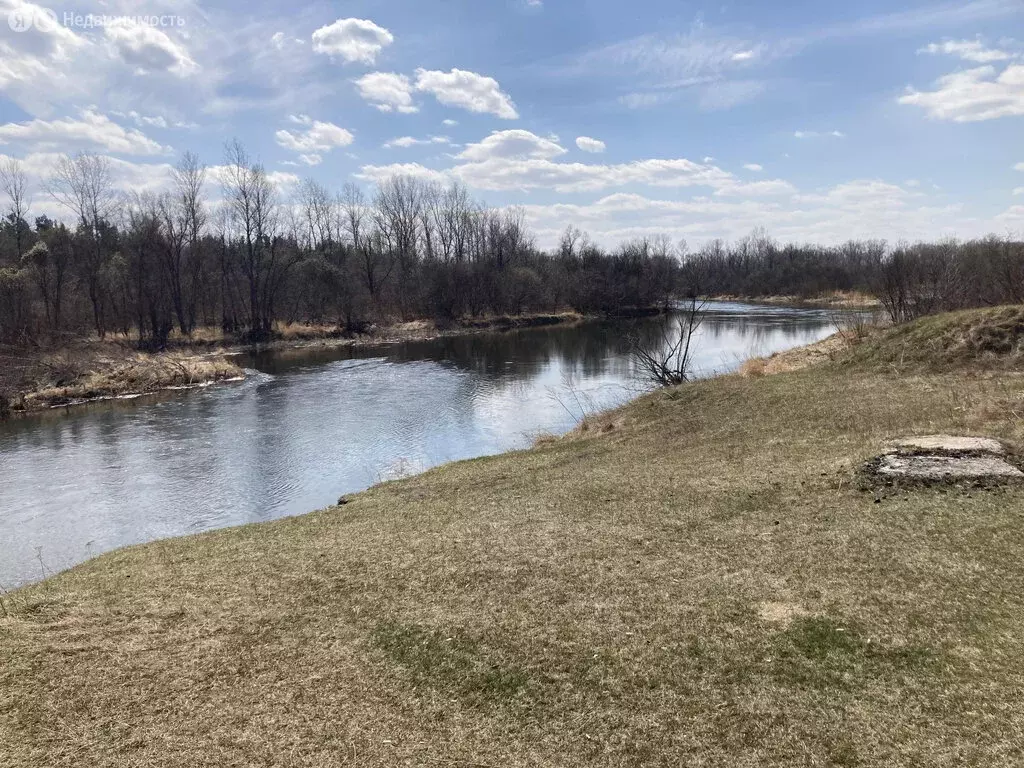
[275,115,354,165]
[919,39,1018,63]
[312,18,393,64]
[357,129,801,196]
[0,108,168,155]
[575,136,606,153]
[104,20,198,77]
[900,63,1024,121]
[414,68,519,119]
[383,135,452,149]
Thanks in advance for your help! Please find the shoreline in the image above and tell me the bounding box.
[710,291,881,310]
[1,299,848,418]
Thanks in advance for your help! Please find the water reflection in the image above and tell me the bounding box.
[0,301,843,587]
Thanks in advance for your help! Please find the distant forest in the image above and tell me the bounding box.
[1,146,1022,347]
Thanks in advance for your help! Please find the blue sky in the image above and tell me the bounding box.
[0,0,1022,247]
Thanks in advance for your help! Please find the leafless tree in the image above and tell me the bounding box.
[220,139,287,338]
[339,182,366,251]
[156,151,208,334]
[374,175,426,318]
[0,157,30,258]
[631,297,707,386]
[46,153,119,336]
[297,178,335,252]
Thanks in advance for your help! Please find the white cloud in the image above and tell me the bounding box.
[743,163,763,171]
[576,136,606,153]
[103,20,198,77]
[715,179,797,197]
[275,115,353,164]
[703,156,715,163]
[129,113,167,128]
[1014,187,1024,195]
[357,129,802,196]
[270,32,304,50]
[267,171,300,189]
[0,108,168,155]
[442,118,458,126]
[458,130,566,162]
[1014,162,1024,171]
[209,163,300,193]
[110,110,197,131]
[793,130,845,138]
[414,68,519,119]
[0,0,94,113]
[899,63,1024,121]
[354,162,451,186]
[353,72,418,113]
[383,135,452,149]
[919,39,1018,63]
[996,204,1024,228]
[311,18,393,65]
[514,178,983,250]
[584,29,765,80]
[365,156,736,195]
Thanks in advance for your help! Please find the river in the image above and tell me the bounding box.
[0,301,845,587]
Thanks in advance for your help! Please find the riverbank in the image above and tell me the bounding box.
[5,306,1024,766]
[0,312,592,416]
[712,290,881,309]
[1,345,244,416]
[240,311,589,352]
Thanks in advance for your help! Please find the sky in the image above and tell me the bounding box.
[0,0,1022,249]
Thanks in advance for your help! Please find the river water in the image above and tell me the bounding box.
[0,302,843,587]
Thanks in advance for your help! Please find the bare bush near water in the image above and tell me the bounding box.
[631,297,707,387]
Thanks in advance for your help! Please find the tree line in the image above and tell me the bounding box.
[1,144,1023,348]
[0,145,678,348]
[682,229,1024,323]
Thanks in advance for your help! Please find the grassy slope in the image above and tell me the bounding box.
[3,309,1024,767]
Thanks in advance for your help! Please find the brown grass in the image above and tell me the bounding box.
[842,304,1024,373]
[4,309,1024,765]
[741,332,850,376]
[715,291,881,309]
[10,346,243,412]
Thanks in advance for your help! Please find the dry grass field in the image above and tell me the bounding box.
[3,307,1024,766]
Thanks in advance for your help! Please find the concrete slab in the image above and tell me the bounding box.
[890,435,1006,455]
[876,453,1023,480]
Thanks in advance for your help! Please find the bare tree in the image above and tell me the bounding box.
[631,297,707,386]
[340,183,389,312]
[220,139,286,338]
[46,153,119,336]
[0,157,30,258]
[375,175,425,318]
[339,182,366,252]
[297,178,334,252]
[157,152,208,334]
